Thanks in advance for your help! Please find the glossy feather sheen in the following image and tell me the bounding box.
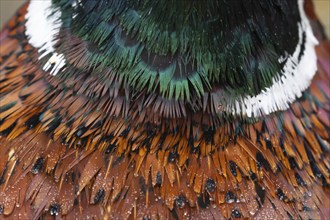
[25,0,318,118]
[0,1,329,219]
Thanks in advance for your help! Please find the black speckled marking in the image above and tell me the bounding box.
[94,188,105,204]
[225,191,237,203]
[49,203,61,216]
[155,171,162,186]
[31,157,44,174]
[197,194,210,209]
[295,172,306,186]
[255,182,265,205]
[205,178,216,193]
[276,188,287,201]
[229,160,238,176]
[175,195,186,208]
[231,208,242,218]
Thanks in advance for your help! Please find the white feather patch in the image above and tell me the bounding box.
[231,0,318,117]
[25,0,65,75]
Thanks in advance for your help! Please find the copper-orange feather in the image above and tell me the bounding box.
[0,1,329,219]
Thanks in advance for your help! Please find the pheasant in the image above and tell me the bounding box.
[0,0,329,219]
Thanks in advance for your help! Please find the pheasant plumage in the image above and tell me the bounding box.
[0,0,329,219]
